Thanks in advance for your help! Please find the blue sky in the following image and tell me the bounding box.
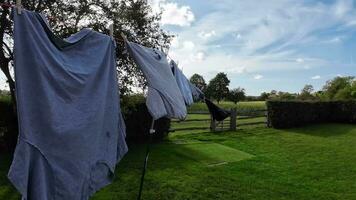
[1,0,355,95]
[150,0,356,95]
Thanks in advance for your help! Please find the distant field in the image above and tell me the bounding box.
[188,101,266,113]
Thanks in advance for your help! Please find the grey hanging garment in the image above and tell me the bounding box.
[189,82,205,102]
[170,60,194,106]
[8,9,128,200]
[125,41,187,120]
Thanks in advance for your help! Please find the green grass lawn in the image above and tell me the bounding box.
[1,123,356,199]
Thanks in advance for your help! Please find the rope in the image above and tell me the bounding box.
[137,119,155,200]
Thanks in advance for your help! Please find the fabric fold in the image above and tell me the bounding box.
[170,60,194,106]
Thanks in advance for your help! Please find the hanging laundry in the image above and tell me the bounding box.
[170,60,194,106]
[125,42,187,120]
[189,82,205,102]
[8,9,127,200]
[205,98,231,121]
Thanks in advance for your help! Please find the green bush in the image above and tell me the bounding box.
[267,100,356,128]
[121,94,171,142]
[0,96,18,152]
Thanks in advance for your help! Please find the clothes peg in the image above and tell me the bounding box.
[16,0,22,14]
[109,23,114,38]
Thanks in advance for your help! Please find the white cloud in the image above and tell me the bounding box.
[311,75,321,80]
[226,66,247,74]
[149,0,195,26]
[199,30,216,39]
[296,58,304,63]
[333,0,353,18]
[346,20,356,27]
[254,74,263,80]
[170,36,180,48]
[323,37,343,44]
[182,41,195,50]
[162,0,355,85]
[236,33,242,39]
[194,51,206,61]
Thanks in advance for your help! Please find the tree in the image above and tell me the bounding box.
[299,84,315,100]
[189,73,207,92]
[278,92,297,100]
[205,72,230,103]
[0,0,173,108]
[228,87,245,104]
[259,92,270,101]
[322,76,355,100]
[0,0,172,151]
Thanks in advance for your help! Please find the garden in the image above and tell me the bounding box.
[1,101,356,200]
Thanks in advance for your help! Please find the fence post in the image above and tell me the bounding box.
[230,108,237,131]
[210,115,216,132]
[266,109,270,127]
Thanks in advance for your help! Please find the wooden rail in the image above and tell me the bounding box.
[170,109,268,132]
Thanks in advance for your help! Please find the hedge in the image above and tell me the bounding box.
[122,95,171,142]
[0,94,170,153]
[267,100,356,128]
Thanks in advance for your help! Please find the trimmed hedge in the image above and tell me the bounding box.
[267,100,356,128]
[123,103,171,143]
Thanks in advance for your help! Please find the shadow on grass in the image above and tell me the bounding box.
[286,123,356,138]
[0,153,20,200]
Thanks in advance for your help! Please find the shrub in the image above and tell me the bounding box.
[121,94,171,142]
[267,100,356,128]
[0,96,18,152]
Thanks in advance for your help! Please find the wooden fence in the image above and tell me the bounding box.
[170,109,268,132]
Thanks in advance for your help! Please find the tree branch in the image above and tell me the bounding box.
[2,41,13,60]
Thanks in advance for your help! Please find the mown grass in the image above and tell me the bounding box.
[1,123,356,199]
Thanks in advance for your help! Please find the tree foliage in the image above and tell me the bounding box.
[228,87,245,104]
[259,76,356,101]
[322,76,356,100]
[206,72,230,103]
[259,90,297,101]
[0,0,173,106]
[299,84,315,100]
[189,73,207,92]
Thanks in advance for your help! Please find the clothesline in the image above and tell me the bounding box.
[0,2,115,39]
[0,0,21,14]
[0,2,148,48]
[6,7,205,200]
[0,2,13,8]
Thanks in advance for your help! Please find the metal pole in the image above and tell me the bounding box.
[137,119,155,200]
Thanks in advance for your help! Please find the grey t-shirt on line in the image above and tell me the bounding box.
[8,9,127,200]
[125,42,187,120]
